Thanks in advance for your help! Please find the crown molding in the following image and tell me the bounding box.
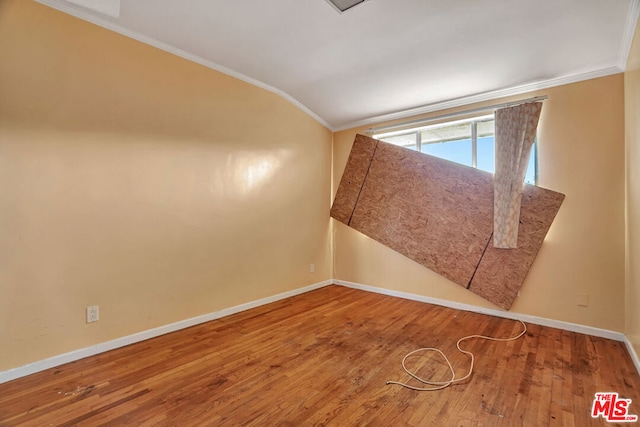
[33,0,333,130]
[33,0,637,133]
[618,0,640,71]
[63,0,120,18]
[334,66,622,131]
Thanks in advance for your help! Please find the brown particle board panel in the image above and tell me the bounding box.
[330,134,378,224]
[469,185,565,309]
[349,140,494,286]
[331,134,565,310]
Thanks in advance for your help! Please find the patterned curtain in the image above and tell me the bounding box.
[493,102,543,248]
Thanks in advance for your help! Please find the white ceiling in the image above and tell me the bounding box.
[37,0,640,131]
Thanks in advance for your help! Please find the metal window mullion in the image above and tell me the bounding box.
[416,131,421,152]
[533,136,539,185]
[471,121,478,168]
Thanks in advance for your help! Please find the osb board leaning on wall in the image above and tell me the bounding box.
[331,134,565,310]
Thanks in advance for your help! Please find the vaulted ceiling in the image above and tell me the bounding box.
[37,0,639,130]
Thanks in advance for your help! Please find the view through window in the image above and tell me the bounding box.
[374,115,537,185]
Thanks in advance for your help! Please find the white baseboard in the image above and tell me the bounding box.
[4,279,639,384]
[625,337,640,376]
[334,280,626,342]
[337,279,640,376]
[0,280,333,385]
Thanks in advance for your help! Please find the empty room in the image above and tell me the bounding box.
[2,0,640,425]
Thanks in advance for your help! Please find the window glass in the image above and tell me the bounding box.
[477,135,495,173]
[382,133,417,151]
[422,138,472,167]
[421,122,472,145]
[476,119,495,138]
[524,143,536,185]
[375,115,538,185]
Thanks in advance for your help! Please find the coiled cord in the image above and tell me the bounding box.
[386,320,527,391]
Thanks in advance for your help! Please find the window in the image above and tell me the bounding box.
[375,115,537,185]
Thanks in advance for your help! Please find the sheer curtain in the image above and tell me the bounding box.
[493,102,543,248]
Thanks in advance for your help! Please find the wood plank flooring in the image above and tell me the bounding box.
[1,285,639,426]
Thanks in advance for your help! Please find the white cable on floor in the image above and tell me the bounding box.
[386,320,527,391]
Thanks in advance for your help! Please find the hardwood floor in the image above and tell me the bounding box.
[1,285,639,426]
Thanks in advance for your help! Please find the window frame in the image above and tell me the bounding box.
[374,114,538,186]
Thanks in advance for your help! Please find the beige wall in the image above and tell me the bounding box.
[334,75,626,331]
[0,0,633,376]
[0,1,332,371]
[626,20,640,354]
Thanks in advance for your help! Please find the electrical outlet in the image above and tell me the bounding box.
[309,263,315,273]
[86,306,99,323]
[576,294,589,307]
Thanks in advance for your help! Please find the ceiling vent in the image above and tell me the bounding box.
[326,0,367,13]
